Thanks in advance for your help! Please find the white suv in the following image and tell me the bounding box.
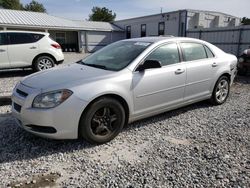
[0,31,64,71]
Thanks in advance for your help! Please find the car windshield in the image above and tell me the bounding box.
[79,41,152,71]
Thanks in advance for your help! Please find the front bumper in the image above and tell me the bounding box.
[11,83,88,139]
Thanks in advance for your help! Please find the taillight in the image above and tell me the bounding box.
[51,44,61,49]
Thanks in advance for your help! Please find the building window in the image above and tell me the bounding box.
[141,24,146,37]
[158,22,165,36]
[55,32,66,45]
[126,26,131,39]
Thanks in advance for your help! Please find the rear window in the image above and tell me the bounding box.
[8,33,44,45]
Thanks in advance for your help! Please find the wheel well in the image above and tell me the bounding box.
[78,94,130,138]
[32,53,57,67]
[220,73,231,83]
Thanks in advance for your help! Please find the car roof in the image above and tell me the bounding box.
[124,36,207,44]
[0,30,48,35]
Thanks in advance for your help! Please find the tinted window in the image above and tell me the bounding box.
[141,24,146,37]
[0,33,8,45]
[145,43,180,66]
[32,34,45,42]
[126,26,131,39]
[181,43,207,61]
[8,33,35,45]
[204,45,214,58]
[158,22,165,36]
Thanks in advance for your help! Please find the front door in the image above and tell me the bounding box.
[132,43,186,116]
[0,33,10,69]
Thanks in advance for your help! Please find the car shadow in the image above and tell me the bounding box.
[0,100,212,164]
[0,69,33,79]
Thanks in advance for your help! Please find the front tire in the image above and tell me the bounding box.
[33,56,55,72]
[210,76,230,105]
[79,97,125,144]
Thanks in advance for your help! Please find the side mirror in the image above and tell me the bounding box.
[136,60,162,72]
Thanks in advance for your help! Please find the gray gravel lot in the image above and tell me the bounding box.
[0,66,249,187]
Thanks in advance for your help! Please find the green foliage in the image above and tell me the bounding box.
[0,0,46,13]
[89,7,116,22]
[23,0,46,13]
[241,17,250,25]
[0,0,22,10]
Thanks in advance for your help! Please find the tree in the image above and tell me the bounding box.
[89,7,116,22]
[23,0,46,13]
[0,0,22,10]
[241,17,250,25]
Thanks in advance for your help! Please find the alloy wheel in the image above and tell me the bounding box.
[91,107,118,137]
[38,58,53,70]
[215,79,229,103]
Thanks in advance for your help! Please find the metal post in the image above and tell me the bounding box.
[199,30,202,39]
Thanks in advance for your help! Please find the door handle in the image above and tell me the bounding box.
[0,49,6,52]
[212,62,218,67]
[30,46,37,49]
[175,69,185,74]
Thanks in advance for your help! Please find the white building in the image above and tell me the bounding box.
[114,9,241,38]
[0,9,124,52]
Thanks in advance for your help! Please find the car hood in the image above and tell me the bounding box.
[21,63,114,89]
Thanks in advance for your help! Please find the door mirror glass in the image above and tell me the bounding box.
[136,60,162,72]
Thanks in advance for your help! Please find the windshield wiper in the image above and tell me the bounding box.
[80,61,107,70]
[86,64,107,70]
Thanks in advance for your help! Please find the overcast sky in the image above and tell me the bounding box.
[20,0,250,20]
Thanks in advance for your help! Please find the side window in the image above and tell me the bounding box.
[0,33,8,45]
[32,34,45,42]
[145,43,180,66]
[181,42,207,61]
[8,33,35,45]
[204,45,215,58]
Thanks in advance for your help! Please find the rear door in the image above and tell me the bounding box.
[7,33,39,68]
[180,42,216,101]
[0,33,10,69]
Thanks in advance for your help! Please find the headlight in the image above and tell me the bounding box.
[32,89,73,109]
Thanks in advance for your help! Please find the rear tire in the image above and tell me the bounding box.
[33,56,55,72]
[210,76,230,105]
[79,97,125,144]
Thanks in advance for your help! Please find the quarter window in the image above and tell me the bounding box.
[181,43,207,61]
[158,22,165,36]
[204,45,215,58]
[141,24,146,37]
[8,33,35,45]
[145,43,180,66]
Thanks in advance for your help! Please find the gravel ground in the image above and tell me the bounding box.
[0,73,249,187]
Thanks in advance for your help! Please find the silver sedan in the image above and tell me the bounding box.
[12,37,237,144]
